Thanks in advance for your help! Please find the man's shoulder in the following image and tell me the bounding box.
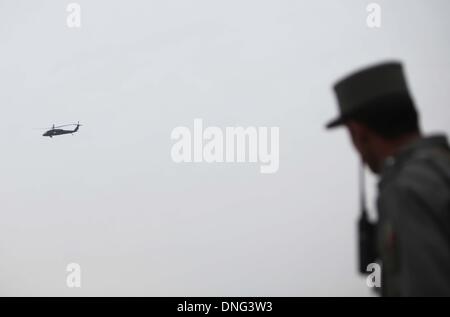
[409,145,449,185]
[380,138,450,191]
[378,143,450,213]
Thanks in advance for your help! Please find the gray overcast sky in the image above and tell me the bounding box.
[1,0,449,296]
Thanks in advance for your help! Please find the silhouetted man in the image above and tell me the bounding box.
[326,61,450,296]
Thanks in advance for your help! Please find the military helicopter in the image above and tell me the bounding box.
[42,122,82,138]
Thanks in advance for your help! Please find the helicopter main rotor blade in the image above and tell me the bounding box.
[34,123,83,130]
[54,123,83,128]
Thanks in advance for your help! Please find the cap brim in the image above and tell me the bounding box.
[325,116,346,129]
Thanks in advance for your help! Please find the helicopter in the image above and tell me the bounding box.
[42,122,82,138]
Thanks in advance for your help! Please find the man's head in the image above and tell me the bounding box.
[327,62,421,174]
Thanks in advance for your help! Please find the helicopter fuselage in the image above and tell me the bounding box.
[43,125,80,137]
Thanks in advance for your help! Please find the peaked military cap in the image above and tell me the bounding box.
[326,61,412,129]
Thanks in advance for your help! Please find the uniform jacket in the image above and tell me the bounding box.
[377,135,450,296]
